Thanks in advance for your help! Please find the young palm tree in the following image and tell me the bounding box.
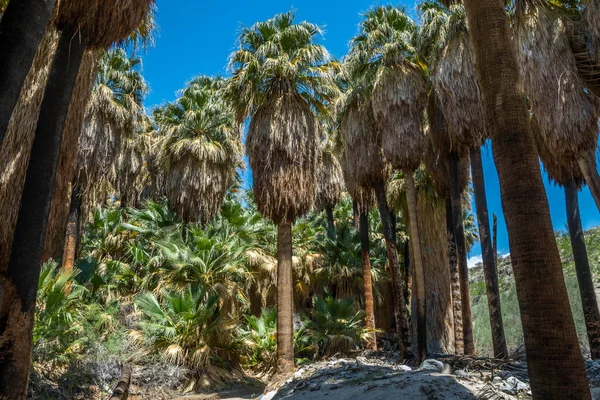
[0,0,55,142]
[0,2,155,397]
[351,5,428,362]
[154,76,243,225]
[316,138,343,240]
[227,11,333,374]
[463,0,591,397]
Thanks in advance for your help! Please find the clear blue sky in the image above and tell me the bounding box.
[140,0,599,259]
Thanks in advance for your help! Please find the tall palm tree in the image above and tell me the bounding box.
[316,138,343,240]
[340,151,378,351]
[154,76,242,225]
[0,2,155,397]
[424,97,468,355]
[227,11,333,374]
[419,0,505,357]
[351,5,428,362]
[336,65,411,358]
[0,0,55,142]
[463,0,591,397]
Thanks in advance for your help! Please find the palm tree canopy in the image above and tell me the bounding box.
[77,49,149,206]
[349,5,427,172]
[316,137,344,211]
[228,12,335,224]
[154,76,243,224]
[419,1,485,151]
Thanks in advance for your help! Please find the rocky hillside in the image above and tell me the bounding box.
[468,227,600,357]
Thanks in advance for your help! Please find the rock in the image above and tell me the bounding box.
[493,376,504,385]
[397,364,412,372]
[506,376,529,392]
[260,390,278,400]
[309,383,321,391]
[497,370,513,379]
[419,359,444,372]
[294,368,305,379]
[454,369,469,379]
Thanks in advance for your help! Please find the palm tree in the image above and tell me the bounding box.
[60,49,149,283]
[463,0,591,397]
[337,65,410,357]
[0,2,155,397]
[424,98,468,354]
[227,11,333,374]
[154,76,242,225]
[533,118,600,359]
[419,0,505,357]
[315,138,343,240]
[0,0,55,142]
[339,151,378,351]
[351,5,428,362]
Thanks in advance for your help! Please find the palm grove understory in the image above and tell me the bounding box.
[1,0,600,398]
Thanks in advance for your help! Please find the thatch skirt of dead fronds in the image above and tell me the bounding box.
[372,64,427,172]
[340,149,375,211]
[434,32,485,153]
[163,135,241,224]
[55,0,155,49]
[515,4,599,162]
[0,26,58,271]
[247,91,319,224]
[316,141,344,211]
[531,117,585,188]
[340,101,386,190]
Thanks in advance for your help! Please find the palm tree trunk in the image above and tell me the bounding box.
[359,208,377,350]
[0,0,55,142]
[464,0,591,397]
[325,206,335,240]
[565,180,600,359]
[373,181,411,358]
[470,146,508,359]
[405,174,427,363]
[449,151,475,355]
[276,221,295,374]
[61,184,82,294]
[493,214,498,268]
[578,154,600,212]
[404,239,412,310]
[0,32,86,399]
[446,197,463,355]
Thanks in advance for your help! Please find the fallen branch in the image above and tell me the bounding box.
[109,364,132,400]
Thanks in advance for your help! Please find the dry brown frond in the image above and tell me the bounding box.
[55,0,155,49]
[372,64,427,172]
[434,32,485,152]
[515,5,599,162]
[531,117,585,188]
[315,141,344,211]
[247,90,319,224]
[340,101,386,188]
